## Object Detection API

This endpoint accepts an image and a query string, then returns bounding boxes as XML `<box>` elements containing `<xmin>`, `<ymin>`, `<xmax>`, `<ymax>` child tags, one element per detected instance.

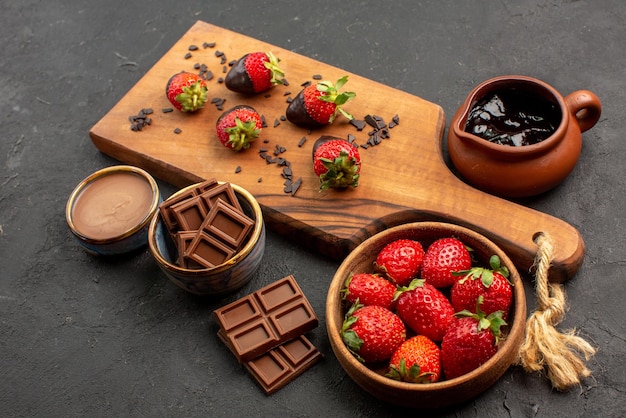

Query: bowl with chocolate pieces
<box><xmin>148</xmin><ymin>179</ymin><xmax>265</xmax><ymax>296</ymax></box>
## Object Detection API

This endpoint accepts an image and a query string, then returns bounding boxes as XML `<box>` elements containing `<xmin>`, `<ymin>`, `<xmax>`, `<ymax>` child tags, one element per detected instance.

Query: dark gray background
<box><xmin>2</xmin><ymin>1</ymin><xmax>624</xmax><ymax>416</ymax></box>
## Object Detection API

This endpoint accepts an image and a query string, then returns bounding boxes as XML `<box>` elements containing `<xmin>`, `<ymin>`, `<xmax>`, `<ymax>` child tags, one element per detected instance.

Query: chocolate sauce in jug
<box><xmin>464</xmin><ymin>89</ymin><xmax>561</xmax><ymax>146</ymax></box>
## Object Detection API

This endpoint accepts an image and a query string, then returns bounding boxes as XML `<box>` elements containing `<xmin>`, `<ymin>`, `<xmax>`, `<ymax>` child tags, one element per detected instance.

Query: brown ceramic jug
<box><xmin>448</xmin><ymin>75</ymin><xmax>601</xmax><ymax>198</ymax></box>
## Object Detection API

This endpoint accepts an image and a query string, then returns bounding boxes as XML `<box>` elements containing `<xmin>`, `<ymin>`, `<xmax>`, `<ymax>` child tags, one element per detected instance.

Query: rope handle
<box><xmin>517</xmin><ymin>232</ymin><xmax>596</xmax><ymax>390</ymax></box>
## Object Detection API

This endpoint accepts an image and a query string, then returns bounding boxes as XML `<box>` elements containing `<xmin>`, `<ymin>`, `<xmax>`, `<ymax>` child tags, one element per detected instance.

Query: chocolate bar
<box><xmin>213</xmin><ymin>275</ymin><xmax>319</xmax><ymax>363</ymax></box>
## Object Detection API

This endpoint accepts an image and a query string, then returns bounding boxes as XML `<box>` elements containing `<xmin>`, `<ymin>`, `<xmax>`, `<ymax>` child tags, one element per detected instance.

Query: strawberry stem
<box><xmin>175</xmin><ymin>80</ymin><xmax>208</xmax><ymax>112</ymax></box>
<box><xmin>316</xmin><ymin>75</ymin><xmax>356</xmax><ymax>122</ymax></box>
<box><xmin>225</xmin><ymin>117</ymin><xmax>260</xmax><ymax>151</ymax></box>
<box><xmin>264</xmin><ymin>51</ymin><xmax>285</xmax><ymax>85</ymax></box>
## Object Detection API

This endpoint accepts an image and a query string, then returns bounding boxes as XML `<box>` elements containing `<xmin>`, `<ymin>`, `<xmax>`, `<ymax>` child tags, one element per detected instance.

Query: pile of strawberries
<box><xmin>341</xmin><ymin>237</ymin><xmax>514</xmax><ymax>383</ymax></box>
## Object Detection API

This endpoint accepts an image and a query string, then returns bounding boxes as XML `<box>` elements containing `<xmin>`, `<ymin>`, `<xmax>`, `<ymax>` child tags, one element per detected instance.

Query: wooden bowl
<box><xmin>148</xmin><ymin>182</ymin><xmax>265</xmax><ymax>297</ymax></box>
<box><xmin>326</xmin><ymin>222</ymin><xmax>526</xmax><ymax>409</ymax></box>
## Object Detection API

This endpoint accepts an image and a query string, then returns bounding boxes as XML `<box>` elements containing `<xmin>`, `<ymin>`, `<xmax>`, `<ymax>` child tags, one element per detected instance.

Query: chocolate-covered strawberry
<box><xmin>225</xmin><ymin>51</ymin><xmax>285</xmax><ymax>94</ymax></box>
<box><xmin>215</xmin><ymin>105</ymin><xmax>262</xmax><ymax>151</ymax></box>
<box><xmin>165</xmin><ymin>71</ymin><xmax>208</xmax><ymax>112</ymax></box>
<box><xmin>286</xmin><ymin>76</ymin><xmax>356</xmax><ymax>129</ymax></box>
<box><xmin>312</xmin><ymin>136</ymin><xmax>361</xmax><ymax>190</ymax></box>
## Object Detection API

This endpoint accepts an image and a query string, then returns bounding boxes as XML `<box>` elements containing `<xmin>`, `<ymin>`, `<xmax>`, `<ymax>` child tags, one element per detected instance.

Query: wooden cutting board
<box><xmin>90</xmin><ymin>20</ymin><xmax>583</xmax><ymax>282</ymax></box>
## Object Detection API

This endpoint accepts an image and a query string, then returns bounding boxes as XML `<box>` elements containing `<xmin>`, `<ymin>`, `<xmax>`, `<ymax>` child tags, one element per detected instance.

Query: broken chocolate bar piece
<box><xmin>244</xmin><ymin>335</ymin><xmax>322</xmax><ymax>394</ymax></box>
<box><xmin>194</xmin><ymin>178</ymin><xmax>219</xmax><ymax>194</ymax></box>
<box><xmin>185</xmin><ymin>231</ymin><xmax>236</xmax><ymax>268</ymax></box>
<box><xmin>171</xmin><ymin>195</ymin><xmax>208</xmax><ymax>232</ymax></box>
<box><xmin>175</xmin><ymin>231</ymin><xmax>198</xmax><ymax>268</ymax></box>
<box><xmin>213</xmin><ymin>275</ymin><xmax>318</xmax><ymax>363</ymax></box>
<box><xmin>200</xmin><ymin>200</ymin><xmax>254</xmax><ymax>251</ymax></box>
<box><xmin>198</xmin><ymin>182</ymin><xmax>242</xmax><ymax>212</ymax></box>
<box><xmin>159</xmin><ymin>187</ymin><xmax>198</xmax><ymax>232</ymax></box>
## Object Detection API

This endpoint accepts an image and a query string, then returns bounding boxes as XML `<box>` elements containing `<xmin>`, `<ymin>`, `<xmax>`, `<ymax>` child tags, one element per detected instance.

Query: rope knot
<box><xmin>517</xmin><ymin>232</ymin><xmax>596</xmax><ymax>391</ymax></box>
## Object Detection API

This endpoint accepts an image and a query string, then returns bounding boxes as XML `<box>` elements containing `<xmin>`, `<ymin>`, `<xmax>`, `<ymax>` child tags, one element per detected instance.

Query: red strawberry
<box><xmin>215</xmin><ymin>105</ymin><xmax>262</xmax><ymax>151</ymax></box>
<box><xmin>421</xmin><ymin>237</ymin><xmax>472</xmax><ymax>288</ymax></box>
<box><xmin>165</xmin><ymin>71</ymin><xmax>208</xmax><ymax>112</ymax></box>
<box><xmin>342</xmin><ymin>273</ymin><xmax>397</xmax><ymax>310</ymax></box>
<box><xmin>286</xmin><ymin>76</ymin><xmax>356</xmax><ymax>129</ymax></box>
<box><xmin>341</xmin><ymin>302</ymin><xmax>406</xmax><ymax>363</ymax></box>
<box><xmin>441</xmin><ymin>297</ymin><xmax>507</xmax><ymax>380</ymax></box>
<box><xmin>312</xmin><ymin>136</ymin><xmax>361</xmax><ymax>190</ymax></box>
<box><xmin>386</xmin><ymin>335</ymin><xmax>441</xmax><ymax>383</ymax></box>
<box><xmin>374</xmin><ymin>239</ymin><xmax>425</xmax><ymax>286</ymax></box>
<box><xmin>225</xmin><ymin>51</ymin><xmax>285</xmax><ymax>94</ymax></box>
<box><xmin>450</xmin><ymin>255</ymin><xmax>513</xmax><ymax>320</ymax></box>
<box><xmin>394</xmin><ymin>279</ymin><xmax>455</xmax><ymax>342</ymax></box>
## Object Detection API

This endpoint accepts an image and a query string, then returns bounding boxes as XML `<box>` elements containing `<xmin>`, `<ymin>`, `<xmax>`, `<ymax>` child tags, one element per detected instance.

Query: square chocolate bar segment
<box><xmin>200</xmin><ymin>200</ymin><xmax>254</xmax><ymax>250</ymax></box>
<box><xmin>185</xmin><ymin>231</ymin><xmax>236</xmax><ymax>268</ymax></box>
<box><xmin>199</xmin><ymin>182</ymin><xmax>242</xmax><ymax>212</ymax></box>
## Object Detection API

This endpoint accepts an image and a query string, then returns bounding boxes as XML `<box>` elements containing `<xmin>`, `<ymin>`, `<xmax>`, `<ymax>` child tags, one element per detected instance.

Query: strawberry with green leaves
<box><xmin>374</xmin><ymin>239</ymin><xmax>425</xmax><ymax>286</ymax></box>
<box><xmin>341</xmin><ymin>302</ymin><xmax>406</xmax><ymax>363</ymax></box>
<box><xmin>394</xmin><ymin>279</ymin><xmax>455</xmax><ymax>342</ymax></box>
<box><xmin>421</xmin><ymin>237</ymin><xmax>473</xmax><ymax>288</ymax></box>
<box><xmin>451</xmin><ymin>255</ymin><xmax>513</xmax><ymax>320</ymax></box>
<box><xmin>286</xmin><ymin>75</ymin><xmax>356</xmax><ymax>129</ymax></box>
<box><xmin>386</xmin><ymin>335</ymin><xmax>441</xmax><ymax>383</ymax></box>
<box><xmin>441</xmin><ymin>297</ymin><xmax>507</xmax><ymax>380</ymax></box>
<box><xmin>225</xmin><ymin>51</ymin><xmax>285</xmax><ymax>94</ymax></box>
<box><xmin>342</xmin><ymin>273</ymin><xmax>397</xmax><ymax>310</ymax></box>
<box><xmin>312</xmin><ymin>136</ymin><xmax>361</xmax><ymax>190</ymax></box>
<box><xmin>165</xmin><ymin>71</ymin><xmax>208</xmax><ymax>112</ymax></box>
<box><xmin>215</xmin><ymin>105</ymin><xmax>262</xmax><ymax>151</ymax></box>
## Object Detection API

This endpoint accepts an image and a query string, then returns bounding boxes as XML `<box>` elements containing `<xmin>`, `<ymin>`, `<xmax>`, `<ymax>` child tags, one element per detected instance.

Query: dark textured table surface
<box><xmin>2</xmin><ymin>1</ymin><xmax>625</xmax><ymax>416</ymax></box>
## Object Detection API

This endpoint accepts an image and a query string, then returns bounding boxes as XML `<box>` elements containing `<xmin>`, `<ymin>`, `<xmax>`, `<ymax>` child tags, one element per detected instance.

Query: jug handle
<box><xmin>564</xmin><ymin>90</ymin><xmax>602</xmax><ymax>133</ymax></box>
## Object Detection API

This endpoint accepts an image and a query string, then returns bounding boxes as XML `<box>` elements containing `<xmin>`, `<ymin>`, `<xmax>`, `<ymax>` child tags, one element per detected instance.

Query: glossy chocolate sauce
<box><xmin>72</xmin><ymin>172</ymin><xmax>154</xmax><ymax>240</ymax></box>
<box><xmin>465</xmin><ymin>88</ymin><xmax>561</xmax><ymax>146</ymax></box>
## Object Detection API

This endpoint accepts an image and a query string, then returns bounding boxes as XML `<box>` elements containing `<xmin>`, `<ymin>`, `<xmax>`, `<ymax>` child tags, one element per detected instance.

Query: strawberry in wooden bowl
<box><xmin>326</xmin><ymin>222</ymin><xmax>526</xmax><ymax>409</ymax></box>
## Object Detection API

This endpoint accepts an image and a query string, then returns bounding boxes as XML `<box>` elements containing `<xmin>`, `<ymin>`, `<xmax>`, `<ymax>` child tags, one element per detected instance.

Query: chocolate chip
<box><xmin>235</xmin><ymin>166</ymin><xmax>242</xmax><ymax>173</ymax></box>
<box><xmin>162</xmin><ymin>107</ymin><xmax>174</xmax><ymax>113</ymax></box>
<box><xmin>312</xmin><ymin>74</ymin><xmax>322</xmax><ymax>80</ymax></box>
<box><xmin>273</xmin><ymin>119</ymin><xmax>280</xmax><ymax>128</ymax></box>
<box><xmin>184</xmin><ymin>52</ymin><xmax>192</xmax><ymax>59</ymax></box>
<box><xmin>298</xmin><ymin>136</ymin><xmax>307</xmax><ymax>147</ymax></box>
<box><xmin>203</xmin><ymin>42</ymin><xmax>216</xmax><ymax>48</ymax></box>
<box><xmin>174</xmin><ymin>128</ymin><xmax>182</xmax><ymax>134</ymax></box>
<box><xmin>188</xmin><ymin>45</ymin><xmax>199</xmax><ymax>51</ymax></box>
<box><xmin>290</xmin><ymin>178</ymin><xmax>302</xmax><ymax>196</ymax></box>
<box><xmin>350</xmin><ymin>119</ymin><xmax>367</xmax><ymax>131</ymax></box>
